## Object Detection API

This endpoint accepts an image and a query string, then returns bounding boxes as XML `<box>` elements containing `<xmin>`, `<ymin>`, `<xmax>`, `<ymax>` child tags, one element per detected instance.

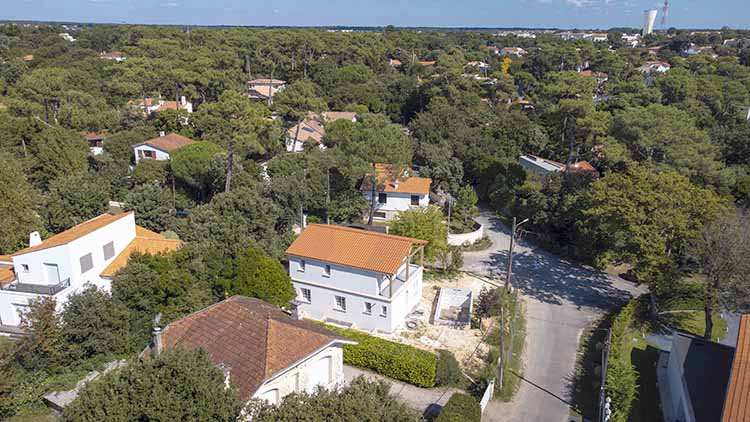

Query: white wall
<box><xmin>362</xmin><ymin>191</ymin><xmax>429</xmax><ymax>221</ymax></box>
<box><xmin>289</xmin><ymin>257</ymin><xmax>383</xmax><ymax>297</ymax></box>
<box><xmin>252</xmin><ymin>344</ymin><xmax>345</xmax><ymax>405</ymax></box>
<box><xmin>290</xmin><ymin>262</ymin><xmax>423</xmax><ymax>333</ymax></box>
<box><xmin>1</xmin><ymin>213</ymin><xmax>136</xmax><ymax>327</ymax></box>
<box><xmin>134</xmin><ymin>145</ymin><xmax>171</xmax><ymax>164</ymax></box>
<box><xmin>448</xmin><ymin>223</ymin><xmax>484</xmax><ymax>246</ymax></box>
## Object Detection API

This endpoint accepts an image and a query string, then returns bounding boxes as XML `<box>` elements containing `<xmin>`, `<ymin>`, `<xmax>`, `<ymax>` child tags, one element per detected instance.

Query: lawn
<box><xmin>661</xmin><ymin>310</ymin><xmax>728</xmax><ymax>342</ymax></box>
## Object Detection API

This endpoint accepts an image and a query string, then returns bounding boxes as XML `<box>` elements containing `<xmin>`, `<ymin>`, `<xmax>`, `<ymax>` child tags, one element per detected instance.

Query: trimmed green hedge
<box><xmin>435</xmin><ymin>393</ymin><xmax>481</xmax><ymax>422</ymax></box>
<box><xmin>605</xmin><ymin>296</ymin><xmax>642</xmax><ymax>422</ymax></box>
<box><xmin>324</xmin><ymin>325</ymin><xmax>437</xmax><ymax>388</ymax></box>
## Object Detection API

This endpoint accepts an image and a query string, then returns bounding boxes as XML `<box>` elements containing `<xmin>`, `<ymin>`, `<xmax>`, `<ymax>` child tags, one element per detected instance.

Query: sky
<box><xmin>2</xmin><ymin>0</ymin><xmax>748</xmax><ymax>29</ymax></box>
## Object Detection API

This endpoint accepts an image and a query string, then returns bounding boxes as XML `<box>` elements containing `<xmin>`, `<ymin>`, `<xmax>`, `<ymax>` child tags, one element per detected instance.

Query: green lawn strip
<box><xmin>569</xmin><ymin>315</ymin><xmax>613</xmax><ymax>418</ymax></box>
<box><xmin>661</xmin><ymin>311</ymin><xmax>728</xmax><ymax>342</ymax></box>
<box><xmin>494</xmin><ymin>290</ymin><xmax>526</xmax><ymax>402</ymax></box>
<box><xmin>626</xmin><ymin>327</ymin><xmax>662</xmax><ymax>422</ymax></box>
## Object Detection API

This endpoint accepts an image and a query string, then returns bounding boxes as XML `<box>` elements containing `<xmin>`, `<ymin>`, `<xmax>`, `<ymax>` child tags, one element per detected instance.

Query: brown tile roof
<box><xmin>144</xmin><ymin>296</ymin><xmax>351</xmax><ymax>400</ymax></box>
<box><xmin>81</xmin><ymin>131</ymin><xmax>108</xmax><ymax>141</ymax></box>
<box><xmin>100</xmin><ymin>226</ymin><xmax>182</xmax><ymax>278</ymax></box>
<box><xmin>12</xmin><ymin>213</ymin><xmax>133</xmax><ymax>256</ymax></box>
<box><xmin>136</xmin><ymin>133</ymin><xmax>195</xmax><ymax>152</ymax></box>
<box><xmin>723</xmin><ymin>315</ymin><xmax>750</xmax><ymax>422</ymax></box>
<box><xmin>248</xmin><ymin>85</ymin><xmax>281</xmax><ymax>99</ymax></box>
<box><xmin>129</xmin><ymin>98</ymin><xmax>157</xmax><ymax>107</ymax></box>
<box><xmin>323</xmin><ymin>111</ymin><xmax>358</xmax><ymax>122</ymax></box>
<box><xmin>564</xmin><ymin>161</ymin><xmax>600</xmax><ymax>178</ymax></box>
<box><xmin>156</xmin><ymin>101</ymin><xmax>189</xmax><ymax>112</ymax></box>
<box><xmin>99</xmin><ymin>51</ymin><xmax>124</xmax><ymax>59</ymax></box>
<box><xmin>287</xmin><ymin>115</ymin><xmax>326</xmax><ymax>145</ymax></box>
<box><xmin>285</xmin><ymin>224</ymin><xmax>427</xmax><ymax>275</ymax></box>
<box><xmin>419</xmin><ymin>60</ymin><xmax>436</xmax><ymax>67</ymax></box>
<box><xmin>389</xmin><ymin>58</ymin><xmax>402</xmax><ymax>66</ymax></box>
<box><xmin>247</xmin><ymin>78</ymin><xmax>286</xmax><ymax>86</ymax></box>
<box><xmin>0</xmin><ymin>255</ymin><xmax>12</xmax><ymax>263</ymax></box>
<box><xmin>360</xmin><ymin>163</ymin><xmax>432</xmax><ymax>195</ymax></box>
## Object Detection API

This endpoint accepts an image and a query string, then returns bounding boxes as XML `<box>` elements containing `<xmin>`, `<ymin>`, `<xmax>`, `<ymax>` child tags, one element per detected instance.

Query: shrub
<box><xmin>604</xmin><ymin>296</ymin><xmax>642</xmax><ymax>422</ymax></box>
<box><xmin>323</xmin><ymin>325</ymin><xmax>437</xmax><ymax>387</ymax></box>
<box><xmin>435</xmin><ymin>393</ymin><xmax>481</xmax><ymax>422</ymax></box>
<box><xmin>435</xmin><ymin>350</ymin><xmax>463</xmax><ymax>387</ymax></box>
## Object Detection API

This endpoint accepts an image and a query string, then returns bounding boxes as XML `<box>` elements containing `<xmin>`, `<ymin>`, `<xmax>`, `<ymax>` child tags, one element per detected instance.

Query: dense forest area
<box><xmin>1</xmin><ymin>22</ymin><xmax>750</xmax><ymax>419</ymax></box>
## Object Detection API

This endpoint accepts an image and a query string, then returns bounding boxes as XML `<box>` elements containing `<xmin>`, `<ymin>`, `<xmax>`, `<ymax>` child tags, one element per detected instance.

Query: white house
<box><xmin>82</xmin><ymin>132</ymin><xmax>108</xmax><ymax>156</ymax></box>
<box><xmin>129</xmin><ymin>97</ymin><xmax>193</xmax><ymax>116</ymax></box>
<box><xmin>141</xmin><ymin>296</ymin><xmax>355</xmax><ymax>406</ymax></box>
<box><xmin>638</xmin><ymin>61</ymin><xmax>671</xmax><ymax>74</ymax></box>
<box><xmin>133</xmin><ymin>132</ymin><xmax>195</xmax><ymax>164</ymax></box>
<box><xmin>500</xmin><ymin>47</ymin><xmax>528</xmax><ymax>57</ymax></box>
<box><xmin>360</xmin><ymin>164</ymin><xmax>431</xmax><ymax>221</ymax></box>
<box><xmin>285</xmin><ymin>112</ymin><xmax>358</xmax><ymax>153</ymax></box>
<box><xmin>285</xmin><ymin>224</ymin><xmax>428</xmax><ymax>333</ymax></box>
<box><xmin>0</xmin><ymin>212</ymin><xmax>181</xmax><ymax>332</ymax></box>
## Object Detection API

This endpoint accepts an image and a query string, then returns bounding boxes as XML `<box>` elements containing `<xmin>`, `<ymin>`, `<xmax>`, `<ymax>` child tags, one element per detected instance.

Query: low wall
<box><xmin>447</xmin><ymin>221</ymin><xmax>484</xmax><ymax>246</ymax></box>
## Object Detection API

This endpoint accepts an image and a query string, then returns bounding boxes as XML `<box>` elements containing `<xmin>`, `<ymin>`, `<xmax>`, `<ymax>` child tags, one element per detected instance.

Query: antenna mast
<box><xmin>660</xmin><ymin>0</ymin><xmax>669</xmax><ymax>30</ymax></box>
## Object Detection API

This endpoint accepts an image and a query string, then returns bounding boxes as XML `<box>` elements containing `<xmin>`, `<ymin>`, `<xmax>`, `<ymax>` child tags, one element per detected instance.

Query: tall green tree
<box><xmin>29</xmin><ymin>126</ymin><xmax>88</xmax><ymax>188</ymax></box>
<box><xmin>0</xmin><ymin>156</ymin><xmax>42</xmax><ymax>254</ymax></box>
<box><xmin>45</xmin><ymin>172</ymin><xmax>109</xmax><ymax>233</ymax></box>
<box><xmin>391</xmin><ymin>205</ymin><xmax>447</xmax><ymax>262</ymax></box>
<box><xmin>221</xmin><ymin>247</ymin><xmax>295</xmax><ymax>308</ymax></box>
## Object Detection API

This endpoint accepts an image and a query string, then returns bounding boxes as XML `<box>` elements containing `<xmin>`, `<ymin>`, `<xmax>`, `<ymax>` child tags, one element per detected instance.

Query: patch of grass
<box><xmin>662</xmin><ymin>311</ymin><xmax>727</xmax><ymax>342</ymax></box>
<box><xmin>6</xmin><ymin>406</ymin><xmax>58</xmax><ymax>422</ymax></box>
<box><xmin>461</xmin><ymin>237</ymin><xmax>493</xmax><ymax>252</ymax></box>
<box><xmin>570</xmin><ymin>315</ymin><xmax>612</xmax><ymax>418</ymax></box>
<box><xmin>628</xmin><ymin>342</ymin><xmax>661</xmax><ymax>422</ymax></box>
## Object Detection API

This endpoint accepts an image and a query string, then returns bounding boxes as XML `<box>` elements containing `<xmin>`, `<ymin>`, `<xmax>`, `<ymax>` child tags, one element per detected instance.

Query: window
<box><xmin>334</xmin><ymin>296</ymin><xmax>347</xmax><ymax>311</ymax></box>
<box><xmin>103</xmin><ymin>242</ymin><xmax>115</xmax><ymax>260</ymax></box>
<box><xmin>380</xmin><ymin>306</ymin><xmax>388</xmax><ymax>317</ymax></box>
<box><xmin>79</xmin><ymin>253</ymin><xmax>93</xmax><ymax>274</ymax></box>
<box><xmin>378</xmin><ymin>193</ymin><xmax>387</xmax><ymax>204</ymax></box>
<box><xmin>411</xmin><ymin>195</ymin><xmax>420</xmax><ymax>206</ymax></box>
<box><xmin>299</xmin><ymin>259</ymin><xmax>306</xmax><ymax>272</ymax></box>
<box><xmin>364</xmin><ymin>302</ymin><xmax>374</xmax><ymax>315</ymax></box>
<box><xmin>374</xmin><ymin>211</ymin><xmax>387</xmax><ymax>219</ymax></box>
<box><xmin>21</xmin><ymin>264</ymin><xmax>29</xmax><ymax>273</ymax></box>
<box><xmin>323</xmin><ymin>265</ymin><xmax>331</xmax><ymax>277</ymax></box>
<box><xmin>300</xmin><ymin>288</ymin><xmax>311</xmax><ymax>303</ymax></box>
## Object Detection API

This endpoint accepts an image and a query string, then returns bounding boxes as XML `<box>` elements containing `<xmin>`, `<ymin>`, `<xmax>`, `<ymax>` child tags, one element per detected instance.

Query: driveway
<box><xmin>464</xmin><ymin>210</ymin><xmax>645</xmax><ymax>422</ymax></box>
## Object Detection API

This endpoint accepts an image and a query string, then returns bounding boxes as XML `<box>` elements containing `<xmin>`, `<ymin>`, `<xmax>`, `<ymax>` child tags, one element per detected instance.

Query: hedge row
<box><xmin>324</xmin><ymin>325</ymin><xmax>437</xmax><ymax>388</ymax></box>
<box><xmin>435</xmin><ymin>393</ymin><xmax>481</xmax><ymax>422</ymax></box>
<box><xmin>604</xmin><ymin>296</ymin><xmax>642</xmax><ymax>422</ymax></box>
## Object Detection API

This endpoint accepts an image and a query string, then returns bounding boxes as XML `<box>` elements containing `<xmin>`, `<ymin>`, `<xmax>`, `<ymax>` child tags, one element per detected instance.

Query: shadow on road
<box><xmin>511</xmin><ymin>370</ymin><xmax>573</xmax><ymax>407</ymax></box>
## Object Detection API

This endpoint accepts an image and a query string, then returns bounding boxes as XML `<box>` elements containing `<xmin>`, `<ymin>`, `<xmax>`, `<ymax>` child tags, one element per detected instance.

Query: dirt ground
<box><xmin>374</xmin><ymin>272</ymin><xmax>502</xmax><ymax>373</ymax></box>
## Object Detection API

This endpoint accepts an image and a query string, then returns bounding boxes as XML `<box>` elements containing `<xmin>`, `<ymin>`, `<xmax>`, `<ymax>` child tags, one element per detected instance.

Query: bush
<box><xmin>435</xmin><ymin>350</ymin><xmax>463</xmax><ymax>387</ymax></box>
<box><xmin>435</xmin><ymin>393</ymin><xmax>481</xmax><ymax>422</ymax></box>
<box><xmin>323</xmin><ymin>325</ymin><xmax>437</xmax><ymax>387</ymax></box>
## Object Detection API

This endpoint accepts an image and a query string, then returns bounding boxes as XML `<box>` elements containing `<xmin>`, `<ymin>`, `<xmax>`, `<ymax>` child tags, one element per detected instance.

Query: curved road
<box><xmin>464</xmin><ymin>211</ymin><xmax>645</xmax><ymax>422</ymax></box>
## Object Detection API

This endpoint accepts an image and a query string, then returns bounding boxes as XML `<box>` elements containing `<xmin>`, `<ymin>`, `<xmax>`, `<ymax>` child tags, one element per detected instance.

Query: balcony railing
<box><xmin>1</xmin><ymin>278</ymin><xmax>71</xmax><ymax>295</ymax></box>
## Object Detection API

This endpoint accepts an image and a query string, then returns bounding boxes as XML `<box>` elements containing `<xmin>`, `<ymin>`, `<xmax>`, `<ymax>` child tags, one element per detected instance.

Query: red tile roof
<box><xmin>723</xmin><ymin>315</ymin><xmax>750</xmax><ymax>422</ymax></box>
<box><xmin>143</xmin><ymin>296</ymin><xmax>351</xmax><ymax>400</ymax></box>
<box><xmin>285</xmin><ymin>224</ymin><xmax>427</xmax><ymax>275</ymax></box>
<box><xmin>136</xmin><ymin>133</ymin><xmax>195</xmax><ymax>152</ymax></box>
<box><xmin>12</xmin><ymin>213</ymin><xmax>133</xmax><ymax>256</ymax></box>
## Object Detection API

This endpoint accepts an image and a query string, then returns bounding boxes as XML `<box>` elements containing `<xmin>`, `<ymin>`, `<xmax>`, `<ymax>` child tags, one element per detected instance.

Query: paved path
<box><xmin>343</xmin><ymin>365</ymin><xmax>459</xmax><ymax>417</ymax></box>
<box><xmin>463</xmin><ymin>210</ymin><xmax>645</xmax><ymax>422</ymax></box>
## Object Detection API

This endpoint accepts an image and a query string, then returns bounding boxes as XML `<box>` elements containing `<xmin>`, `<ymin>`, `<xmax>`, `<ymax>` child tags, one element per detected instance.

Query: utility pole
<box><xmin>446</xmin><ymin>196</ymin><xmax>453</xmax><ymax>235</ymax></box>
<box><xmin>326</xmin><ymin>168</ymin><xmax>331</xmax><ymax>225</ymax></box>
<box><xmin>506</xmin><ymin>217</ymin><xmax>529</xmax><ymax>291</ymax></box>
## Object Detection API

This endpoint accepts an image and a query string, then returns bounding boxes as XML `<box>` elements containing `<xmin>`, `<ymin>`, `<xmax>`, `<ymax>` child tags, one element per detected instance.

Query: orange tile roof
<box><xmin>287</xmin><ymin>116</ymin><xmax>326</xmax><ymax>144</ymax></box>
<box><xmin>248</xmin><ymin>85</ymin><xmax>281</xmax><ymax>99</ymax></box>
<box><xmin>723</xmin><ymin>315</ymin><xmax>750</xmax><ymax>422</ymax></box>
<box><xmin>143</xmin><ymin>296</ymin><xmax>350</xmax><ymax>400</ymax></box>
<box><xmin>419</xmin><ymin>60</ymin><xmax>436</xmax><ymax>67</ymax></box>
<box><xmin>100</xmin><ymin>226</ymin><xmax>182</xmax><ymax>278</ymax></box>
<box><xmin>0</xmin><ymin>264</ymin><xmax>15</xmax><ymax>288</ymax></box>
<box><xmin>360</xmin><ymin>163</ymin><xmax>432</xmax><ymax>195</ymax></box>
<box><xmin>136</xmin><ymin>133</ymin><xmax>195</xmax><ymax>152</ymax></box>
<box><xmin>156</xmin><ymin>101</ymin><xmax>189</xmax><ymax>112</ymax></box>
<box><xmin>247</xmin><ymin>78</ymin><xmax>286</xmax><ymax>85</ymax></box>
<box><xmin>12</xmin><ymin>213</ymin><xmax>133</xmax><ymax>256</ymax></box>
<box><xmin>285</xmin><ymin>224</ymin><xmax>427</xmax><ymax>275</ymax></box>
<box><xmin>564</xmin><ymin>161</ymin><xmax>600</xmax><ymax>178</ymax></box>
<box><xmin>323</xmin><ymin>111</ymin><xmax>358</xmax><ymax>122</ymax></box>
<box><xmin>0</xmin><ymin>255</ymin><xmax>12</xmax><ymax>263</ymax></box>
<box><xmin>81</xmin><ymin>131</ymin><xmax>108</xmax><ymax>141</ymax></box>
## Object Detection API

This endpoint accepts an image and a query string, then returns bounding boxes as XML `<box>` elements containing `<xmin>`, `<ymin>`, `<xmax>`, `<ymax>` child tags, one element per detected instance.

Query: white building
<box><xmin>141</xmin><ymin>296</ymin><xmax>355</xmax><ymax>406</ymax></box>
<box><xmin>643</xmin><ymin>9</ymin><xmax>658</xmax><ymax>36</ymax></box>
<box><xmin>0</xmin><ymin>212</ymin><xmax>181</xmax><ymax>332</ymax></box>
<box><xmin>360</xmin><ymin>164</ymin><xmax>431</xmax><ymax>221</ymax></box>
<box><xmin>285</xmin><ymin>112</ymin><xmax>358</xmax><ymax>153</ymax></box>
<box><xmin>133</xmin><ymin>132</ymin><xmax>195</xmax><ymax>164</ymax></box>
<box><xmin>500</xmin><ymin>47</ymin><xmax>528</xmax><ymax>57</ymax></box>
<box><xmin>638</xmin><ymin>61</ymin><xmax>672</xmax><ymax>74</ymax></box>
<box><xmin>82</xmin><ymin>132</ymin><xmax>108</xmax><ymax>156</ymax></box>
<box><xmin>519</xmin><ymin>154</ymin><xmax>599</xmax><ymax>179</ymax></box>
<box><xmin>129</xmin><ymin>97</ymin><xmax>193</xmax><ymax>116</ymax></box>
<box><xmin>285</xmin><ymin>224</ymin><xmax>427</xmax><ymax>333</ymax></box>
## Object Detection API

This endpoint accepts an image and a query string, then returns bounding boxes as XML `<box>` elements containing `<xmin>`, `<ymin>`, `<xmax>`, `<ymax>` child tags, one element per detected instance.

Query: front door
<box><xmin>44</xmin><ymin>263</ymin><xmax>60</xmax><ymax>284</ymax></box>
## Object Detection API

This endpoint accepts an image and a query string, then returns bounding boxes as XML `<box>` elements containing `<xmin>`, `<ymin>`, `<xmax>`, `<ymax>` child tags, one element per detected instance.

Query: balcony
<box><xmin>1</xmin><ymin>278</ymin><xmax>71</xmax><ymax>295</ymax></box>
<box><xmin>379</xmin><ymin>265</ymin><xmax>422</xmax><ymax>299</ymax></box>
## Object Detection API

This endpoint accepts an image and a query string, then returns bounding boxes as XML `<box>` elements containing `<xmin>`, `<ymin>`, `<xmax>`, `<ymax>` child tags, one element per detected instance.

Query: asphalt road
<box><xmin>463</xmin><ymin>210</ymin><xmax>645</xmax><ymax>422</ymax></box>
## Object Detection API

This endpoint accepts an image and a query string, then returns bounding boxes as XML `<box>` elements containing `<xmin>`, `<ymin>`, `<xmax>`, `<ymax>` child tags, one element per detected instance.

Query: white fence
<box><xmin>447</xmin><ymin>222</ymin><xmax>484</xmax><ymax>246</ymax></box>
<box><xmin>479</xmin><ymin>378</ymin><xmax>495</xmax><ymax>413</ymax></box>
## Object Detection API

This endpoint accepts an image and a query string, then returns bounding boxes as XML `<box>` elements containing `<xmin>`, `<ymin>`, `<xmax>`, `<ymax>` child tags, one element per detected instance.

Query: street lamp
<box><xmin>505</xmin><ymin>217</ymin><xmax>529</xmax><ymax>290</ymax></box>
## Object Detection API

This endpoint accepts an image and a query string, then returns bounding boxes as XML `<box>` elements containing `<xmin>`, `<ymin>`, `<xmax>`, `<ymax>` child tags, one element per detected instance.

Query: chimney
<box><xmin>159</xmin><ymin>131</ymin><xmax>166</xmax><ymax>137</ymax></box>
<box><xmin>394</xmin><ymin>179</ymin><xmax>399</xmax><ymax>189</ymax></box>
<box><xmin>152</xmin><ymin>326</ymin><xmax>163</xmax><ymax>356</ymax></box>
<box><xmin>29</xmin><ymin>231</ymin><xmax>42</xmax><ymax>247</ymax></box>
